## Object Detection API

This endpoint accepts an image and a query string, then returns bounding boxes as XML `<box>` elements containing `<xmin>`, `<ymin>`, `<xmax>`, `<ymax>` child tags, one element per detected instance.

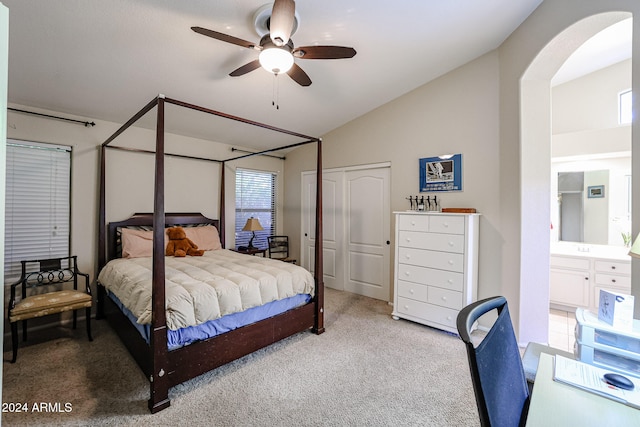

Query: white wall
<box><xmin>284</xmin><ymin>51</ymin><xmax>501</xmax><ymax>303</ymax></box>
<box><xmin>551</xmin><ymin>60</ymin><xmax>632</xmax><ymax>246</ymax></box>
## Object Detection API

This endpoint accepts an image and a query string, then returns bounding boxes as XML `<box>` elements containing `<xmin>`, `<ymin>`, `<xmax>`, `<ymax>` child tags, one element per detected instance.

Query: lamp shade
<box><xmin>258</xmin><ymin>48</ymin><xmax>294</xmax><ymax>74</ymax></box>
<box><xmin>242</xmin><ymin>217</ymin><xmax>264</xmax><ymax>232</ymax></box>
<box><xmin>629</xmin><ymin>233</ymin><xmax>640</xmax><ymax>258</ymax></box>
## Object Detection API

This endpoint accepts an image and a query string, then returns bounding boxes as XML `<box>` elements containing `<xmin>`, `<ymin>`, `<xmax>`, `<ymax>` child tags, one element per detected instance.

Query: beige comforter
<box><xmin>98</xmin><ymin>249</ymin><xmax>315</xmax><ymax>330</ymax></box>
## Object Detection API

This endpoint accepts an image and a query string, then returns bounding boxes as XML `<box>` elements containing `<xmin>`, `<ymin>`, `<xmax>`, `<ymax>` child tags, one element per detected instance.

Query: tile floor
<box><xmin>548</xmin><ymin>308</ymin><xmax>576</xmax><ymax>353</ymax></box>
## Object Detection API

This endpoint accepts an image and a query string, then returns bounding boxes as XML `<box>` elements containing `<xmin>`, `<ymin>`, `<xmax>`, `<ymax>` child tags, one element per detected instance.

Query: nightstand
<box><xmin>232</xmin><ymin>247</ymin><xmax>267</xmax><ymax>256</ymax></box>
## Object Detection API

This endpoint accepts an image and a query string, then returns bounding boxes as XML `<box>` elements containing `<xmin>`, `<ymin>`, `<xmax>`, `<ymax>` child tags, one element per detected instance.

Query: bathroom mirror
<box><xmin>554</xmin><ymin>167</ymin><xmax>631</xmax><ymax>246</ymax></box>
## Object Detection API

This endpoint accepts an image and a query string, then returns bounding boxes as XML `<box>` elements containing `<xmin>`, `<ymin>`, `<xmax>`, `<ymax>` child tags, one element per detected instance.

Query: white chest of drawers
<box><xmin>392</xmin><ymin>212</ymin><xmax>480</xmax><ymax>334</ymax></box>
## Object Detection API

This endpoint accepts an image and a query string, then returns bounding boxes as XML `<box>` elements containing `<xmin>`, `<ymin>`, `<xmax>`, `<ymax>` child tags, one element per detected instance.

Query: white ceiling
<box><xmin>9</xmin><ymin>0</ymin><xmax>625</xmax><ymax>151</ymax></box>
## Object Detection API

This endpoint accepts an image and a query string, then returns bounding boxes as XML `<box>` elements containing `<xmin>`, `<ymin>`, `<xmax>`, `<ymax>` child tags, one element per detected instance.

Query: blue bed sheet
<box><xmin>107</xmin><ymin>291</ymin><xmax>312</xmax><ymax>350</ymax></box>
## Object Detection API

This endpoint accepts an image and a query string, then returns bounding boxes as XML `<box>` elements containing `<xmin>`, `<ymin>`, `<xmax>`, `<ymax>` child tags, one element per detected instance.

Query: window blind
<box><xmin>235</xmin><ymin>168</ymin><xmax>276</xmax><ymax>249</ymax></box>
<box><xmin>4</xmin><ymin>140</ymin><xmax>71</xmax><ymax>282</ymax></box>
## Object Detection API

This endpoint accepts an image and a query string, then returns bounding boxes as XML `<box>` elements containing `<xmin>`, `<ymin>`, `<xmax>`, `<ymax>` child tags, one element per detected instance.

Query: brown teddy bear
<box><xmin>166</xmin><ymin>226</ymin><xmax>204</xmax><ymax>257</ymax></box>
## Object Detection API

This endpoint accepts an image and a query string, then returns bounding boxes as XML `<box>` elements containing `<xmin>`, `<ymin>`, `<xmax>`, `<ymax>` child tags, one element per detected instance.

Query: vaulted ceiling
<box><xmin>2</xmin><ymin>1</ymin><xmax>581</xmax><ymax>149</ymax></box>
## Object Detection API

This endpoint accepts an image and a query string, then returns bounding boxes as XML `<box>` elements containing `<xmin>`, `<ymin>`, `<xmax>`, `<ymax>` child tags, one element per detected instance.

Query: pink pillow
<box><xmin>184</xmin><ymin>226</ymin><xmax>222</xmax><ymax>251</ymax></box>
<box><xmin>121</xmin><ymin>228</ymin><xmax>167</xmax><ymax>258</ymax></box>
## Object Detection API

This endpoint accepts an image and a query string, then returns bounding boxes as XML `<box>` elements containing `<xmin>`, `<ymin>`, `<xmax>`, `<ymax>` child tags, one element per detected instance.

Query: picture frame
<box><xmin>419</xmin><ymin>153</ymin><xmax>463</xmax><ymax>192</ymax></box>
<box><xmin>587</xmin><ymin>185</ymin><xmax>605</xmax><ymax>198</ymax></box>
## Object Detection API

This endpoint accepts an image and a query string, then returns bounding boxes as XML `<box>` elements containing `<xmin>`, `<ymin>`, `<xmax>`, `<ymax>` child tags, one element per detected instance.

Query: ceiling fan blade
<box><xmin>270</xmin><ymin>0</ymin><xmax>296</xmax><ymax>46</ymax></box>
<box><xmin>293</xmin><ymin>46</ymin><xmax>357</xmax><ymax>60</ymax></box>
<box><xmin>230</xmin><ymin>60</ymin><xmax>261</xmax><ymax>77</ymax></box>
<box><xmin>192</xmin><ymin>26</ymin><xmax>256</xmax><ymax>50</ymax></box>
<box><xmin>287</xmin><ymin>63</ymin><xmax>312</xmax><ymax>86</ymax></box>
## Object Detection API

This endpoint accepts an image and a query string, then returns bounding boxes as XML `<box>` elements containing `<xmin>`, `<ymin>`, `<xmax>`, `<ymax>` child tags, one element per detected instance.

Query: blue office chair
<box><xmin>457</xmin><ymin>296</ymin><xmax>530</xmax><ymax>427</ymax></box>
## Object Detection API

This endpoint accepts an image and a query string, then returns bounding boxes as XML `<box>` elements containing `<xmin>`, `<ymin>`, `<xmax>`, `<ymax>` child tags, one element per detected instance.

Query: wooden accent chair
<box><xmin>8</xmin><ymin>255</ymin><xmax>92</xmax><ymax>363</ymax></box>
<box><xmin>267</xmin><ymin>235</ymin><xmax>296</xmax><ymax>264</ymax></box>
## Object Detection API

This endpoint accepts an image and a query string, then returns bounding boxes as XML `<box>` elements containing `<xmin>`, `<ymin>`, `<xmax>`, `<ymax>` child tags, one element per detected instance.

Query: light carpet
<box><xmin>2</xmin><ymin>288</ymin><xmax>479</xmax><ymax>426</ymax></box>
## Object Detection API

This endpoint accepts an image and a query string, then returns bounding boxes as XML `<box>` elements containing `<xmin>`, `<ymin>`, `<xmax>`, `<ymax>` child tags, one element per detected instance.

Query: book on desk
<box><xmin>554</xmin><ymin>355</ymin><xmax>640</xmax><ymax>409</ymax></box>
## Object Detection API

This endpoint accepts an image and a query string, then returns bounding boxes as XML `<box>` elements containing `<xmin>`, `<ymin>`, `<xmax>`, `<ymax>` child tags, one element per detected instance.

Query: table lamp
<box><xmin>242</xmin><ymin>217</ymin><xmax>264</xmax><ymax>249</ymax></box>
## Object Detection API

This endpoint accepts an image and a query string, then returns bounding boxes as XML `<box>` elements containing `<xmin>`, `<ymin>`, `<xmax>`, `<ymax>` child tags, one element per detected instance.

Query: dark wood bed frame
<box><xmin>96</xmin><ymin>95</ymin><xmax>324</xmax><ymax>413</ymax></box>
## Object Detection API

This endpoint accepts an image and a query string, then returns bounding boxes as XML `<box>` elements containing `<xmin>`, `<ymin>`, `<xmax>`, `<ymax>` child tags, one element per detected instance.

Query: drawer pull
<box><xmin>441</xmin><ymin>296</ymin><xmax>447</xmax><ymax>301</ymax></box>
<box><xmin>405</xmin><ymin>254</ymin><xmax>411</xmax><ymax>260</ymax></box>
<box><xmin>409</xmin><ymin>289</ymin><xmax>415</xmax><ymax>294</ymax></box>
<box><xmin>611</xmin><ymin>266</ymin><xmax>616</xmax><ymax>270</ymax></box>
<box><xmin>443</xmin><ymin>223</ymin><xmax>449</xmax><ymax>228</ymax></box>
<box><xmin>406</xmin><ymin>237</ymin><xmax>411</xmax><ymax>242</ymax></box>
<box><xmin>448</xmin><ymin>241</ymin><xmax>454</xmax><ymax>246</ymax></box>
<box><xmin>404</xmin><ymin>305</ymin><xmax>409</xmax><ymax>310</ymax></box>
<box><xmin>448</xmin><ymin>260</ymin><xmax>454</xmax><ymax>265</ymax></box>
<box><xmin>447</xmin><ymin>279</ymin><xmax>453</xmax><ymax>284</ymax></box>
<box><xmin>446</xmin><ymin>316</ymin><xmax>452</xmax><ymax>320</ymax></box>
<box><xmin>404</xmin><ymin>271</ymin><xmax>410</xmax><ymax>276</ymax></box>
<box><xmin>411</xmin><ymin>221</ymin><xmax>416</xmax><ymax>226</ymax></box>
<box><xmin>611</xmin><ymin>279</ymin><xmax>617</xmax><ymax>283</ymax></box>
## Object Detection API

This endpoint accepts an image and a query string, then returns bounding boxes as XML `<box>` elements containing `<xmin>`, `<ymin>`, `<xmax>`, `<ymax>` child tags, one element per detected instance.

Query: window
<box><xmin>4</xmin><ymin>140</ymin><xmax>71</xmax><ymax>282</ymax></box>
<box><xmin>235</xmin><ymin>168</ymin><xmax>276</xmax><ymax>249</ymax></box>
<box><xmin>619</xmin><ymin>89</ymin><xmax>632</xmax><ymax>125</ymax></box>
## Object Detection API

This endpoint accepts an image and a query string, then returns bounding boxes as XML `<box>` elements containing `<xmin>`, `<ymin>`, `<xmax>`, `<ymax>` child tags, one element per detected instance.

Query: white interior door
<box><xmin>302</xmin><ymin>164</ymin><xmax>391</xmax><ymax>300</ymax></box>
<box><xmin>344</xmin><ymin>168</ymin><xmax>391</xmax><ymax>300</ymax></box>
<box><xmin>301</xmin><ymin>171</ymin><xmax>344</xmax><ymax>290</ymax></box>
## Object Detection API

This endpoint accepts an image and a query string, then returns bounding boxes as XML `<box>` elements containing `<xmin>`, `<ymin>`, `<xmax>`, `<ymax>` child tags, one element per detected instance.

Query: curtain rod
<box><xmin>8</xmin><ymin>107</ymin><xmax>96</xmax><ymax>127</ymax></box>
<box><xmin>231</xmin><ymin>147</ymin><xmax>285</xmax><ymax>160</ymax></box>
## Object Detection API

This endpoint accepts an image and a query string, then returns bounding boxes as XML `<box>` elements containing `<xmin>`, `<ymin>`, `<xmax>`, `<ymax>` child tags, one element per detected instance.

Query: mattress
<box><xmin>98</xmin><ymin>249</ymin><xmax>315</xmax><ymax>331</ymax></box>
<box><xmin>107</xmin><ymin>290</ymin><xmax>311</xmax><ymax>350</ymax></box>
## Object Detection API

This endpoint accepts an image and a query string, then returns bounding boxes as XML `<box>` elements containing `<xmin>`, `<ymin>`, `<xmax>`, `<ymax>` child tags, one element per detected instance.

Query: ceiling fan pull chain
<box><xmin>272</xmin><ymin>73</ymin><xmax>280</xmax><ymax>110</ymax></box>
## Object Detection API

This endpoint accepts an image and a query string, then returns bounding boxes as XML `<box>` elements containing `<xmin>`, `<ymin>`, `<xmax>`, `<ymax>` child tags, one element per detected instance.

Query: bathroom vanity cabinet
<box><xmin>550</xmin><ymin>246</ymin><xmax>631</xmax><ymax>312</ymax></box>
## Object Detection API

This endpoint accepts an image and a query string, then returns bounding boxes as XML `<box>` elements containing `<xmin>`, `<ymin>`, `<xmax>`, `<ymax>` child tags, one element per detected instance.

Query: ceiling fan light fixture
<box><xmin>259</xmin><ymin>47</ymin><xmax>294</xmax><ymax>74</ymax></box>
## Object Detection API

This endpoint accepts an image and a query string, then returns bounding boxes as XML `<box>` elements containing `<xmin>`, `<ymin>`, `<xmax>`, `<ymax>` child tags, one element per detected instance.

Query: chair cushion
<box><xmin>9</xmin><ymin>290</ymin><xmax>92</xmax><ymax>322</ymax></box>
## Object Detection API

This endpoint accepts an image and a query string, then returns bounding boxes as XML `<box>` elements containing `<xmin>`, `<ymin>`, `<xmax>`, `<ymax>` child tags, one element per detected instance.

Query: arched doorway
<box><xmin>519</xmin><ymin>12</ymin><xmax>633</xmax><ymax>344</ymax></box>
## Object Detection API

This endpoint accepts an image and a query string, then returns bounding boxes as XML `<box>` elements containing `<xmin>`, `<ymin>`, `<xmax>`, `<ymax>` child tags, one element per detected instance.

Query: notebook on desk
<box><xmin>553</xmin><ymin>355</ymin><xmax>640</xmax><ymax>409</ymax></box>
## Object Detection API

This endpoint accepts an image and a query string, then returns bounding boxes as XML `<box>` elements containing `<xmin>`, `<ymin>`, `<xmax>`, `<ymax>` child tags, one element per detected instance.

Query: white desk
<box><xmin>526</xmin><ymin>353</ymin><xmax>640</xmax><ymax>426</ymax></box>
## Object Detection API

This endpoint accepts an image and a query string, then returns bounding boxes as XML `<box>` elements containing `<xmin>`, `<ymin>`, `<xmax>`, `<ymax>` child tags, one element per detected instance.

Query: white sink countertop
<box><xmin>550</xmin><ymin>242</ymin><xmax>631</xmax><ymax>261</ymax></box>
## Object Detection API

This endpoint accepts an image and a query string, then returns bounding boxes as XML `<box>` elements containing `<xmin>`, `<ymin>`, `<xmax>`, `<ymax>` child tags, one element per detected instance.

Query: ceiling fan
<box><xmin>191</xmin><ymin>0</ymin><xmax>357</xmax><ymax>86</ymax></box>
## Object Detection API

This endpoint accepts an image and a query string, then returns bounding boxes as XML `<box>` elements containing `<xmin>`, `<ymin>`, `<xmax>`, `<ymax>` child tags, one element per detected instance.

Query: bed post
<box><xmin>219</xmin><ymin>161</ymin><xmax>226</xmax><ymax>248</ymax></box>
<box><xmin>313</xmin><ymin>138</ymin><xmax>325</xmax><ymax>334</ymax></box>
<box><xmin>149</xmin><ymin>95</ymin><xmax>170</xmax><ymax>413</ymax></box>
<box><xmin>97</xmin><ymin>144</ymin><xmax>106</xmax><ymax>319</ymax></box>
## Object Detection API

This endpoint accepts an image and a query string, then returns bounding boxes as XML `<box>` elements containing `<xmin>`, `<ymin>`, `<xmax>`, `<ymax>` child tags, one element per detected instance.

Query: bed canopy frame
<box><xmin>97</xmin><ymin>94</ymin><xmax>324</xmax><ymax>413</ymax></box>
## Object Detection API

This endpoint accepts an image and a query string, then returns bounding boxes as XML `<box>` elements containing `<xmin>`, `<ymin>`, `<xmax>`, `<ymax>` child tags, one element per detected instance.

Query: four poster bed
<box><xmin>96</xmin><ymin>95</ymin><xmax>324</xmax><ymax>413</ymax></box>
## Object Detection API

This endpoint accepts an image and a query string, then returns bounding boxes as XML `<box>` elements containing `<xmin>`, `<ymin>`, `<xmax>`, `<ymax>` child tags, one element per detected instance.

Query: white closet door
<box><xmin>301</xmin><ymin>165</ymin><xmax>391</xmax><ymax>300</ymax></box>
<box><xmin>344</xmin><ymin>167</ymin><xmax>391</xmax><ymax>300</ymax></box>
<box><xmin>301</xmin><ymin>171</ymin><xmax>344</xmax><ymax>290</ymax></box>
